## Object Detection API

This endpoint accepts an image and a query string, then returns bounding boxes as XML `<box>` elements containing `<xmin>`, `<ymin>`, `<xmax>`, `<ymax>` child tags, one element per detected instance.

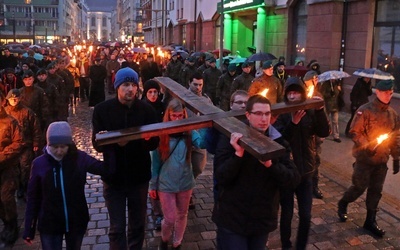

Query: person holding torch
<box><xmin>337</xmin><ymin>80</ymin><xmax>400</xmax><ymax>237</ymax></box>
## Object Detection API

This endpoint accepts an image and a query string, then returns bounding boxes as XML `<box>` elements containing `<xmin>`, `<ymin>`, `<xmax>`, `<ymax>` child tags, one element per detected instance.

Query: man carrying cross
<box><xmin>92</xmin><ymin>67</ymin><xmax>160</xmax><ymax>249</ymax></box>
<box><xmin>212</xmin><ymin>95</ymin><xmax>300</xmax><ymax>250</ymax></box>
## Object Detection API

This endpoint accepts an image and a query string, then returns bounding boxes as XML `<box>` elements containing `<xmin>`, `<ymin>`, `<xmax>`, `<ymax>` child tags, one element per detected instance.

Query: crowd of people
<box><xmin>0</xmin><ymin>43</ymin><xmax>399</xmax><ymax>250</ymax></box>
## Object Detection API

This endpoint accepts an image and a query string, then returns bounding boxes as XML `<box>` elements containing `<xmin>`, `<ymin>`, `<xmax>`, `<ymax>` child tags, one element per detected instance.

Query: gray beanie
<box><xmin>46</xmin><ymin>121</ymin><xmax>73</xmax><ymax>146</ymax></box>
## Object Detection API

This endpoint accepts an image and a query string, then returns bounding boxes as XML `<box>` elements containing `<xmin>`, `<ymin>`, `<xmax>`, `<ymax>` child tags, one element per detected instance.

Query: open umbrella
<box><xmin>229</xmin><ymin>57</ymin><xmax>247</xmax><ymax>64</ymax></box>
<box><xmin>29</xmin><ymin>44</ymin><xmax>41</xmax><ymax>49</ymax></box>
<box><xmin>22</xmin><ymin>52</ymin><xmax>44</xmax><ymax>60</ymax></box>
<box><xmin>317</xmin><ymin>70</ymin><xmax>350</xmax><ymax>82</ymax></box>
<box><xmin>174</xmin><ymin>50</ymin><xmax>189</xmax><ymax>59</ymax></box>
<box><xmin>353</xmin><ymin>68</ymin><xmax>394</xmax><ymax>80</ymax></box>
<box><xmin>212</xmin><ymin>48</ymin><xmax>231</xmax><ymax>54</ymax></box>
<box><xmin>132</xmin><ymin>47</ymin><xmax>147</xmax><ymax>53</ymax></box>
<box><xmin>248</xmin><ymin>52</ymin><xmax>276</xmax><ymax>61</ymax></box>
<box><xmin>110</xmin><ymin>42</ymin><xmax>121</xmax><ymax>47</ymax></box>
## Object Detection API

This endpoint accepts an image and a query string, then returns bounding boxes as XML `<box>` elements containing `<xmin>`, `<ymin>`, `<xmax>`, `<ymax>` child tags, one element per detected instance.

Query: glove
<box><xmin>366</xmin><ymin>147</ymin><xmax>377</xmax><ymax>156</ymax></box>
<box><xmin>393</xmin><ymin>160</ymin><xmax>399</xmax><ymax>175</ymax></box>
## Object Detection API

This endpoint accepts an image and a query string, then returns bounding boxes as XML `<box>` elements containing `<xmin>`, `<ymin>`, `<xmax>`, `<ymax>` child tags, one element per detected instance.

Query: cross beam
<box><xmin>95</xmin><ymin>77</ymin><xmax>324</xmax><ymax>161</ymax></box>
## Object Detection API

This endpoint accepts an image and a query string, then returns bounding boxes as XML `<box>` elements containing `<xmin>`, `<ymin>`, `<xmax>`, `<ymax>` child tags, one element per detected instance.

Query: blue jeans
<box><xmin>279</xmin><ymin>176</ymin><xmax>313</xmax><ymax>249</ymax></box>
<box><xmin>216</xmin><ymin>226</ymin><xmax>267</xmax><ymax>250</ymax></box>
<box><xmin>40</xmin><ymin>228</ymin><xmax>85</xmax><ymax>250</ymax></box>
<box><xmin>103</xmin><ymin>182</ymin><xmax>149</xmax><ymax>250</ymax></box>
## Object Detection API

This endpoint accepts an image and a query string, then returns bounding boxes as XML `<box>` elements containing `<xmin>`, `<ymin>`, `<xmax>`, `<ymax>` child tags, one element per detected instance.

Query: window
<box><xmin>291</xmin><ymin>0</ymin><xmax>307</xmax><ymax>65</ymax></box>
<box><xmin>102</xmin><ymin>17</ymin><xmax>106</xmax><ymax>27</ymax></box>
<box><xmin>91</xmin><ymin>16</ymin><xmax>95</xmax><ymax>26</ymax></box>
<box><xmin>373</xmin><ymin>0</ymin><xmax>400</xmax><ymax>91</ymax></box>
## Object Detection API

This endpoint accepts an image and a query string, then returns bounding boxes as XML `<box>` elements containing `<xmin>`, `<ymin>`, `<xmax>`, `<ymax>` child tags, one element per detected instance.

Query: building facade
<box><xmin>0</xmin><ymin>0</ymin><xmax>90</xmax><ymax>44</ymax></box>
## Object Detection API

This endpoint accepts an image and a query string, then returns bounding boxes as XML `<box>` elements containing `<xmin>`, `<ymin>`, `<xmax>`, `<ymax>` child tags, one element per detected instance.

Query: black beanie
<box><xmin>143</xmin><ymin>80</ymin><xmax>161</xmax><ymax>98</ymax></box>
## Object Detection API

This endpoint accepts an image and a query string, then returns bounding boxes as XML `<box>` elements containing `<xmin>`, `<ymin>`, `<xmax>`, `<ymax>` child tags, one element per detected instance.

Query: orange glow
<box><xmin>259</xmin><ymin>88</ymin><xmax>269</xmax><ymax>97</ymax></box>
<box><xmin>377</xmin><ymin>134</ymin><xmax>389</xmax><ymax>145</ymax></box>
<box><xmin>307</xmin><ymin>85</ymin><xmax>314</xmax><ymax>98</ymax></box>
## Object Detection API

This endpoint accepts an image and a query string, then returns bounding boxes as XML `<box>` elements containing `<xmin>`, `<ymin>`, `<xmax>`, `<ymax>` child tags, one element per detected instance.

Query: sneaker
<box><xmin>154</xmin><ymin>216</ymin><xmax>162</xmax><ymax>231</ymax></box>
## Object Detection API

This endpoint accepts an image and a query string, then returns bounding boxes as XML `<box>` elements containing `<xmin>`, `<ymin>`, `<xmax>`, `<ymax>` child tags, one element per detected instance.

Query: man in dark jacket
<box><xmin>0</xmin><ymin>91</ymin><xmax>24</xmax><ymax>246</ymax></box>
<box><xmin>273</xmin><ymin>77</ymin><xmax>330</xmax><ymax>249</ymax></box>
<box><xmin>230</xmin><ymin>62</ymin><xmax>254</xmax><ymax>95</ymax></box>
<box><xmin>179</xmin><ymin>56</ymin><xmax>197</xmax><ymax>88</ymax></box>
<box><xmin>88</xmin><ymin>58</ymin><xmax>107</xmax><ymax>107</ymax></box>
<box><xmin>203</xmin><ymin>57</ymin><xmax>222</xmax><ymax>105</ymax></box>
<box><xmin>165</xmin><ymin>52</ymin><xmax>182</xmax><ymax>83</ymax></box>
<box><xmin>47</xmin><ymin>62</ymin><xmax>68</xmax><ymax>121</ymax></box>
<box><xmin>345</xmin><ymin>77</ymin><xmax>372</xmax><ymax>136</ymax></box>
<box><xmin>92</xmin><ymin>67</ymin><xmax>159</xmax><ymax>250</ymax></box>
<box><xmin>217</xmin><ymin>64</ymin><xmax>237</xmax><ymax>111</ymax></box>
<box><xmin>212</xmin><ymin>95</ymin><xmax>300</xmax><ymax>250</ymax></box>
<box><xmin>140</xmin><ymin>54</ymin><xmax>161</xmax><ymax>83</ymax></box>
<box><xmin>35</xmin><ymin>69</ymin><xmax>59</xmax><ymax>127</ymax></box>
<box><xmin>338</xmin><ymin>80</ymin><xmax>400</xmax><ymax>237</ymax></box>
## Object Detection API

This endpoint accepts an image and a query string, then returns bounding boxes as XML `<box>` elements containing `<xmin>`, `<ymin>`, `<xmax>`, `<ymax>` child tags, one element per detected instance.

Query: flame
<box><xmin>259</xmin><ymin>88</ymin><xmax>269</xmax><ymax>97</ymax></box>
<box><xmin>307</xmin><ymin>85</ymin><xmax>314</xmax><ymax>98</ymax></box>
<box><xmin>376</xmin><ymin>133</ymin><xmax>389</xmax><ymax>145</ymax></box>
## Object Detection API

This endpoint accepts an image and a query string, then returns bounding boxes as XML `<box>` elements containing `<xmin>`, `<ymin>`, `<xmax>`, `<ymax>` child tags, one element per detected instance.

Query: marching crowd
<box><xmin>0</xmin><ymin>44</ymin><xmax>399</xmax><ymax>250</ymax></box>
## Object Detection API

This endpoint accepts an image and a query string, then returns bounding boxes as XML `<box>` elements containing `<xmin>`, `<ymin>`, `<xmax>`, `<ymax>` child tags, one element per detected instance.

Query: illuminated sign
<box><xmin>217</xmin><ymin>0</ymin><xmax>264</xmax><ymax>13</ymax></box>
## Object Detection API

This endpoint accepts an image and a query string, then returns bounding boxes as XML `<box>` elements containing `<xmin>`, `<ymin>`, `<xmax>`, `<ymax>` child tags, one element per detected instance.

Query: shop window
<box><xmin>291</xmin><ymin>0</ymin><xmax>307</xmax><ymax>65</ymax></box>
<box><xmin>373</xmin><ymin>0</ymin><xmax>400</xmax><ymax>91</ymax></box>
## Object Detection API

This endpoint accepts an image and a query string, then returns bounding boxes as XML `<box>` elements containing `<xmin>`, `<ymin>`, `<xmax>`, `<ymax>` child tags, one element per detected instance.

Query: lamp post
<box><xmin>13</xmin><ymin>11</ymin><xmax>16</xmax><ymax>42</ymax></box>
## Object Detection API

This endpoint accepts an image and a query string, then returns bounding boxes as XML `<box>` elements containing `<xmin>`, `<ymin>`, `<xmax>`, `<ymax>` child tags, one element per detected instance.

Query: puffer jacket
<box><xmin>350</xmin><ymin>98</ymin><xmax>400</xmax><ymax>165</ymax></box>
<box><xmin>0</xmin><ymin>108</ymin><xmax>24</xmax><ymax>166</ymax></box>
<box><xmin>23</xmin><ymin>147</ymin><xmax>111</xmax><ymax>240</ymax></box>
<box><xmin>149</xmin><ymin>129</ymin><xmax>206</xmax><ymax>193</ymax></box>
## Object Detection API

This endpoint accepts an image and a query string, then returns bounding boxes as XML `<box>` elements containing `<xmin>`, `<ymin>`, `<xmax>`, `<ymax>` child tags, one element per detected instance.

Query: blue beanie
<box><xmin>114</xmin><ymin>67</ymin><xmax>139</xmax><ymax>89</ymax></box>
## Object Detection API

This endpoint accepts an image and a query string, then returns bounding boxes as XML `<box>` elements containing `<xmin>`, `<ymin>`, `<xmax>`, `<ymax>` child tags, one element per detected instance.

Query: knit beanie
<box><xmin>114</xmin><ymin>67</ymin><xmax>139</xmax><ymax>89</ymax></box>
<box><xmin>46</xmin><ymin>121</ymin><xmax>73</xmax><ymax>146</ymax></box>
<box><xmin>143</xmin><ymin>80</ymin><xmax>160</xmax><ymax>97</ymax></box>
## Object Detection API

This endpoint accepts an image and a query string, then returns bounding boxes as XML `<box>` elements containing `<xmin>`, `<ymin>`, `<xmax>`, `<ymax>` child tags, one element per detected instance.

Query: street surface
<box><xmin>6</xmin><ymin>97</ymin><xmax>400</xmax><ymax>249</ymax></box>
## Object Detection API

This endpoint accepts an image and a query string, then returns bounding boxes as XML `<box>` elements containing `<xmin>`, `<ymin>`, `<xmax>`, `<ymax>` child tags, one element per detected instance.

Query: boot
<box><xmin>313</xmin><ymin>186</ymin><xmax>323</xmax><ymax>199</ymax></box>
<box><xmin>363</xmin><ymin>209</ymin><xmax>385</xmax><ymax>237</ymax></box>
<box><xmin>2</xmin><ymin>218</ymin><xmax>19</xmax><ymax>244</ymax></box>
<box><xmin>158</xmin><ymin>239</ymin><xmax>168</xmax><ymax>250</ymax></box>
<box><xmin>337</xmin><ymin>200</ymin><xmax>348</xmax><ymax>222</ymax></box>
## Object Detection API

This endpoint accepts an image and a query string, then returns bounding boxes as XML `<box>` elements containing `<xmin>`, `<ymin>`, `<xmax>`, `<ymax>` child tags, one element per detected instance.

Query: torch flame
<box><xmin>259</xmin><ymin>88</ymin><xmax>269</xmax><ymax>97</ymax></box>
<box><xmin>307</xmin><ymin>85</ymin><xmax>314</xmax><ymax>98</ymax></box>
<box><xmin>377</xmin><ymin>133</ymin><xmax>389</xmax><ymax>145</ymax></box>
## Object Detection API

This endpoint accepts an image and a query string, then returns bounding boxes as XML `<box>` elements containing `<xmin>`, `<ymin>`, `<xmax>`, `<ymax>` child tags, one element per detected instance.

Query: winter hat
<box><xmin>241</xmin><ymin>62</ymin><xmax>251</xmax><ymax>68</ymax></box>
<box><xmin>228</xmin><ymin>64</ymin><xmax>237</xmax><ymax>72</ymax></box>
<box><xmin>375</xmin><ymin>80</ymin><xmax>394</xmax><ymax>91</ymax></box>
<box><xmin>207</xmin><ymin>57</ymin><xmax>216</xmax><ymax>63</ymax></box>
<box><xmin>143</xmin><ymin>80</ymin><xmax>161</xmax><ymax>97</ymax></box>
<box><xmin>46</xmin><ymin>121</ymin><xmax>73</xmax><ymax>146</ymax></box>
<box><xmin>22</xmin><ymin>69</ymin><xmax>34</xmax><ymax>79</ymax></box>
<box><xmin>36</xmin><ymin>68</ymin><xmax>48</xmax><ymax>76</ymax></box>
<box><xmin>114</xmin><ymin>67</ymin><xmax>139</xmax><ymax>89</ymax></box>
<box><xmin>303</xmin><ymin>70</ymin><xmax>318</xmax><ymax>82</ymax></box>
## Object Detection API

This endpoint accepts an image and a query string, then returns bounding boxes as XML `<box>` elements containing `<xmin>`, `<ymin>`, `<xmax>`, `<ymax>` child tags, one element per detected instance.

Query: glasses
<box><xmin>233</xmin><ymin>101</ymin><xmax>247</xmax><ymax>105</ymax></box>
<box><xmin>249</xmin><ymin>111</ymin><xmax>271</xmax><ymax>117</ymax></box>
<box><xmin>170</xmin><ymin>114</ymin><xmax>184</xmax><ymax>119</ymax></box>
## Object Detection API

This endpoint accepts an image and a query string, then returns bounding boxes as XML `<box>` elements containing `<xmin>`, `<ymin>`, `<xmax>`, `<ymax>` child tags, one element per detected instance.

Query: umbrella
<box><xmin>229</xmin><ymin>57</ymin><xmax>247</xmax><ymax>64</ymax></box>
<box><xmin>216</xmin><ymin>56</ymin><xmax>235</xmax><ymax>68</ymax></box>
<box><xmin>317</xmin><ymin>70</ymin><xmax>350</xmax><ymax>82</ymax></box>
<box><xmin>29</xmin><ymin>45</ymin><xmax>41</xmax><ymax>49</ymax></box>
<box><xmin>212</xmin><ymin>48</ymin><xmax>231</xmax><ymax>54</ymax></box>
<box><xmin>22</xmin><ymin>52</ymin><xmax>44</xmax><ymax>60</ymax></box>
<box><xmin>353</xmin><ymin>68</ymin><xmax>394</xmax><ymax>80</ymax></box>
<box><xmin>285</xmin><ymin>65</ymin><xmax>308</xmax><ymax>77</ymax></box>
<box><xmin>174</xmin><ymin>50</ymin><xmax>189</xmax><ymax>59</ymax></box>
<box><xmin>110</xmin><ymin>42</ymin><xmax>121</xmax><ymax>47</ymax></box>
<box><xmin>132</xmin><ymin>47</ymin><xmax>147</xmax><ymax>53</ymax></box>
<box><xmin>247</xmin><ymin>52</ymin><xmax>276</xmax><ymax>61</ymax></box>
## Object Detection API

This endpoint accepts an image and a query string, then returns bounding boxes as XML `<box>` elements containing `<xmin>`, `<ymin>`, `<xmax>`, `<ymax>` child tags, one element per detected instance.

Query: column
<box><xmin>223</xmin><ymin>13</ymin><xmax>232</xmax><ymax>51</ymax></box>
<box><xmin>255</xmin><ymin>7</ymin><xmax>266</xmax><ymax>53</ymax></box>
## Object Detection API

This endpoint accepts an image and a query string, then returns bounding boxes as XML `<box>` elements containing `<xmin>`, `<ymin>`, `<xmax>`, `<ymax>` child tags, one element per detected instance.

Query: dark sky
<box><xmin>86</xmin><ymin>0</ymin><xmax>117</xmax><ymax>12</ymax></box>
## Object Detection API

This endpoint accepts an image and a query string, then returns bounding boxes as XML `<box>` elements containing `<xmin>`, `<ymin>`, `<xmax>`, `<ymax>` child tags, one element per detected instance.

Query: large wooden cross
<box><xmin>95</xmin><ymin>77</ymin><xmax>323</xmax><ymax>161</ymax></box>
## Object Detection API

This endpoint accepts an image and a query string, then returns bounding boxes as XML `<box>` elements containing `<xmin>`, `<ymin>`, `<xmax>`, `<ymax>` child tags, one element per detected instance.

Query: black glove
<box><xmin>366</xmin><ymin>146</ymin><xmax>377</xmax><ymax>156</ymax></box>
<box><xmin>214</xmin><ymin>97</ymin><xmax>220</xmax><ymax>106</ymax></box>
<box><xmin>393</xmin><ymin>160</ymin><xmax>399</xmax><ymax>175</ymax></box>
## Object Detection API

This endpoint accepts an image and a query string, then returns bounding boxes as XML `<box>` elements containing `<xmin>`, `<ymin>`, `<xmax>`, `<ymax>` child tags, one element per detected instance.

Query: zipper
<box><xmin>59</xmin><ymin>162</ymin><xmax>69</xmax><ymax>232</ymax></box>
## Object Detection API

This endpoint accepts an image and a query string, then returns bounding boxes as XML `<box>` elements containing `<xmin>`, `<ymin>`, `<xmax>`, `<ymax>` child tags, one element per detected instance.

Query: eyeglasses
<box><xmin>249</xmin><ymin>111</ymin><xmax>271</xmax><ymax>117</ymax></box>
<box><xmin>233</xmin><ymin>101</ymin><xmax>247</xmax><ymax>105</ymax></box>
<box><xmin>170</xmin><ymin>114</ymin><xmax>184</xmax><ymax>119</ymax></box>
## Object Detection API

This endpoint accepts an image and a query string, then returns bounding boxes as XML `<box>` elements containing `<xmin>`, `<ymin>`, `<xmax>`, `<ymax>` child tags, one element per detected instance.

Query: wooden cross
<box><xmin>95</xmin><ymin>77</ymin><xmax>324</xmax><ymax>161</ymax></box>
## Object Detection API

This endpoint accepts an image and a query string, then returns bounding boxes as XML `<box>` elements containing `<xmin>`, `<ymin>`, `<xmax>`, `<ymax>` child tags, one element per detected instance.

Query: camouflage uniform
<box><xmin>217</xmin><ymin>71</ymin><xmax>237</xmax><ymax>111</ymax></box>
<box><xmin>5</xmin><ymin>103</ymin><xmax>41</xmax><ymax>196</ymax></box>
<box><xmin>19</xmin><ymin>85</ymin><xmax>50</xmax><ymax>132</ymax></box>
<box><xmin>0</xmin><ymin>107</ymin><xmax>24</xmax><ymax>243</ymax></box>
<box><xmin>230</xmin><ymin>71</ymin><xmax>254</xmax><ymax>95</ymax></box>
<box><xmin>248</xmin><ymin>74</ymin><xmax>283</xmax><ymax>104</ymax></box>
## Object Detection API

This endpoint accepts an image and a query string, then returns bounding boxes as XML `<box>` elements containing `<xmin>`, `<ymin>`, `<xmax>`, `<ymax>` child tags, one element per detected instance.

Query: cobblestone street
<box><xmin>6</xmin><ymin>96</ymin><xmax>400</xmax><ymax>249</ymax></box>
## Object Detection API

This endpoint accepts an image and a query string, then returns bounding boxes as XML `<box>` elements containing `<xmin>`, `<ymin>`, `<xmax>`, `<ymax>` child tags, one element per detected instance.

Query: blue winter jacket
<box><xmin>149</xmin><ymin>129</ymin><xmax>206</xmax><ymax>193</ymax></box>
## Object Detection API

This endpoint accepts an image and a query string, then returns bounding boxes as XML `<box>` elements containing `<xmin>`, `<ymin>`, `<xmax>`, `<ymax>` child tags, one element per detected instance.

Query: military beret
<box><xmin>375</xmin><ymin>80</ymin><xmax>394</xmax><ymax>91</ymax></box>
<box><xmin>262</xmin><ymin>60</ymin><xmax>273</xmax><ymax>69</ymax></box>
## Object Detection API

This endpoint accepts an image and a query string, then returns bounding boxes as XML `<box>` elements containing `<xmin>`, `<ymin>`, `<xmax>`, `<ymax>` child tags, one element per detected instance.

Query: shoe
<box><xmin>154</xmin><ymin>216</ymin><xmax>162</xmax><ymax>231</ymax></box>
<box><xmin>189</xmin><ymin>197</ymin><xmax>195</xmax><ymax>210</ymax></box>
<box><xmin>333</xmin><ymin>138</ymin><xmax>342</xmax><ymax>143</ymax></box>
<box><xmin>337</xmin><ymin>200</ymin><xmax>348</xmax><ymax>222</ymax></box>
<box><xmin>158</xmin><ymin>239</ymin><xmax>168</xmax><ymax>250</ymax></box>
<box><xmin>313</xmin><ymin>187</ymin><xmax>323</xmax><ymax>199</ymax></box>
<box><xmin>363</xmin><ymin>221</ymin><xmax>385</xmax><ymax>237</ymax></box>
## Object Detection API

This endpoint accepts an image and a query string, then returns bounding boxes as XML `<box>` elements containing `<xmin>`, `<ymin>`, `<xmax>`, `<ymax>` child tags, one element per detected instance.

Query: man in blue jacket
<box><xmin>92</xmin><ymin>67</ymin><xmax>160</xmax><ymax>250</ymax></box>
